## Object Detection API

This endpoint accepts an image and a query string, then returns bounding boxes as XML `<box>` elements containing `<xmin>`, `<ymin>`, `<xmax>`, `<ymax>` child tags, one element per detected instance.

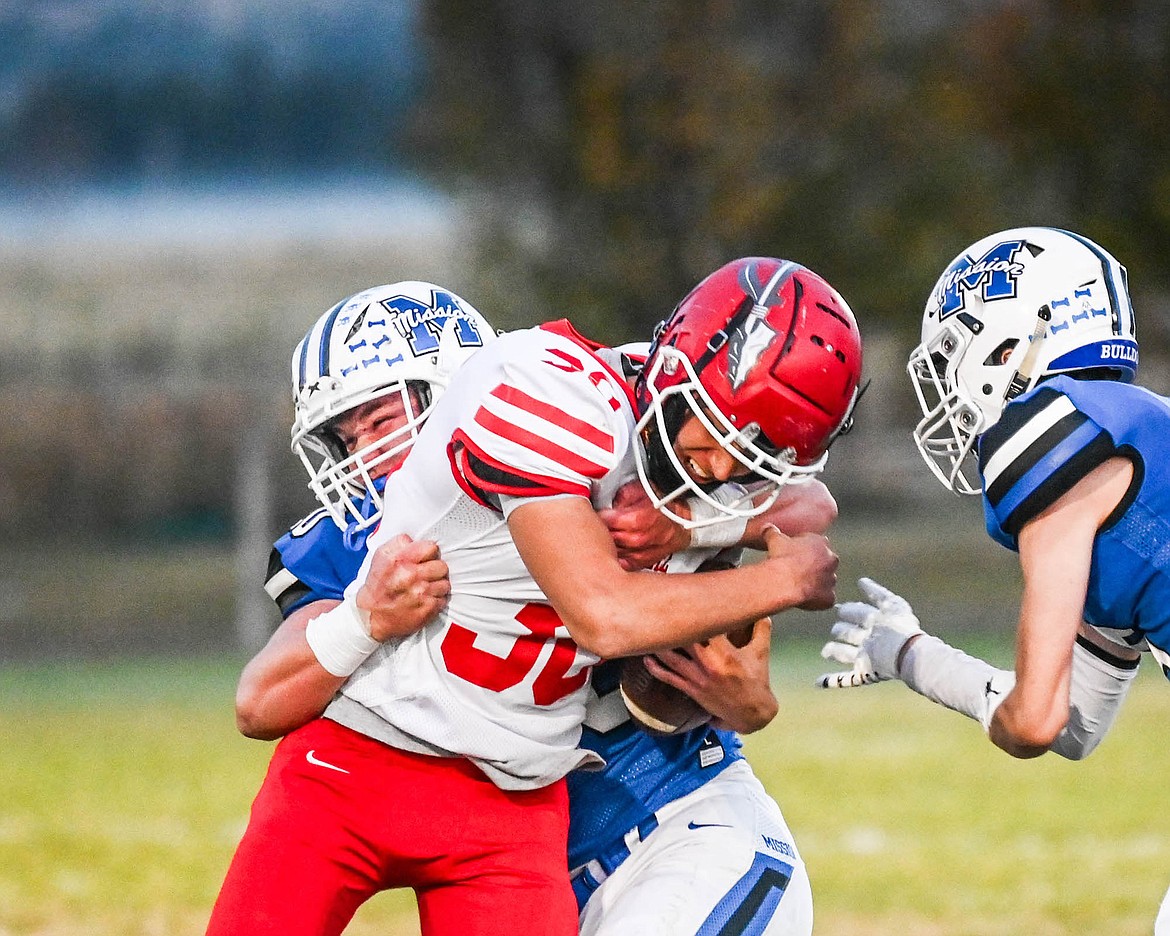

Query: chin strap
<box><xmin>1003</xmin><ymin>304</ymin><xmax>1052</xmax><ymax>403</ymax></box>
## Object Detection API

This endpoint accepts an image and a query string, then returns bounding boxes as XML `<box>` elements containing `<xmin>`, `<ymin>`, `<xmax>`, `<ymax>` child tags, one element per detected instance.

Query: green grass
<box><xmin>0</xmin><ymin>647</ymin><xmax>1165</xmax><ymax>935</ymax></box>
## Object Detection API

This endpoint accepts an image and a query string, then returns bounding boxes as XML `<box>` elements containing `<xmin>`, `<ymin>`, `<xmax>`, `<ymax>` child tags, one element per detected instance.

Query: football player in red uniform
<box><xmin>207</xmin><ymin>258</ymin><xmax>863</xmax><ymax>936</ymax></box>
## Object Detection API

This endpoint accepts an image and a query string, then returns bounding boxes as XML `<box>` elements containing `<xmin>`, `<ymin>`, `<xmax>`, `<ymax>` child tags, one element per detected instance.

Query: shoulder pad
<box><xmin>980</xmin><ymin>386</ymin><xmax>1115</xmax><ymax>536</ymax></box>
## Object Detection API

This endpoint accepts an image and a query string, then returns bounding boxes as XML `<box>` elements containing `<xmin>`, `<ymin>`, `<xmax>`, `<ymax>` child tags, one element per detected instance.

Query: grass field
<box><xmin>1</xmin><ymin>641</ymin><xmax>1166</xmax><ymax>936</ymax></box>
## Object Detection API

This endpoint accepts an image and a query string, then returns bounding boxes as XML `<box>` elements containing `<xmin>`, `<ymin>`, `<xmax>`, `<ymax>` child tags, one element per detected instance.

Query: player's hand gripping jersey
<box><xmin>980</xmin><ymin>375</ymin><xmax>1170</xmax><ymax>676</ymax></box>
<box><xmin>323</xmin><ymin>321</ymin><xmax>641</xmax><ymax>789</ymax></box>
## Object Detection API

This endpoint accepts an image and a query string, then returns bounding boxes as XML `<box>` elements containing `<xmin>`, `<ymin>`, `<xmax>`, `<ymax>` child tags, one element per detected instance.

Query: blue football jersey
<box><xmin>264</xmin><ymin>507</ymin><xmax>375</xmax><ymax>615</ymax></box>
<box><xmin>978</xmin><ymin>375</ymin><xmax>1170</xmax><ymax>676</ymax></box>
<box><xmin>566</xmin><ymin>662</ymin><xmax>743</xmax><ymax>869</ymax></box>
<box><xmin>264</xmin><ymin>504</ymin><xmax>744</xmax><ymax>867</ymax></box>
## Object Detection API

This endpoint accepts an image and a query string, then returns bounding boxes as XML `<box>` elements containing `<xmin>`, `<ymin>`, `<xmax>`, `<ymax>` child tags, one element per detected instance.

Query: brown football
<box><xmin>618</xmin><ymin>624</ymin><xmax>755</xmax><ymax>736</ymax></box>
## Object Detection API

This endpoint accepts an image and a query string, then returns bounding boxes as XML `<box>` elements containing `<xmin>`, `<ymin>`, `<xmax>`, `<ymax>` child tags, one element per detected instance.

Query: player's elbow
<box><xmin>801</xmin><ymin>480</ymin><xmax>838</xmax><ymax>534</ymax></box>
<box><xmin>560</xmin><ymin>594</ymin><xmax>643</xmax><ymax>659</ymax></box>
<box><xmin>565</xmin><ymin>610</ymin><xmax>627</xmax><ymax>660</ymax></box>
<box><xmin>234</xmin><ymin>686</ymin><xmax>283</xmax><ymax>741</ymax></box>
<box><xmin>1004</xmin><ymin>708</ymin><xmax>1069</xmax><ymax>753</ymax></box>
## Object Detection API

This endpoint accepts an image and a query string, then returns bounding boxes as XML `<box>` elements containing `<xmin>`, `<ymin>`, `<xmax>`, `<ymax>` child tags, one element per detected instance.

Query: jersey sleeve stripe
<box><xmin>275</xmin><ymin>582</ymin><xmax>315</xmax><ymax>617</ymax></box>
<box><xmin>997</xmin><ymin>430</ymin><xmax>1114</xmax><ymax>536</ymax></box>
<box><xmin>264</xmin><ymin>566</ymin><xmax>300</xmax><ymax>601</ymax></box>
<box><xmin>449</xmin><ymin>430</ymin><xmax>593</xmax><ymax>500</ymax></box>
<box><xmin>985</xmin><ymin>411</ymin><xmax>1093</xmax><ymax>508</ymax></box>
<box><xmin>488</xmin><ymin>384</ymin><xmax>616</xmax><ymax>453</ymax></box>
<box><xmin>981</xmin><ymin>393</ymin><xmax>1078</xmax><ymax>492</ymax></box>
<box><xmin>473</xmin><ymin>405</ymin><xmax>612</xmax><ymax>480</ymax></box>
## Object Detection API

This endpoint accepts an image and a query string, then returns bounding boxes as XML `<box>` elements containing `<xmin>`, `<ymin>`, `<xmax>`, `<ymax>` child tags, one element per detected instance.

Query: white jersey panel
<box><xmin>577</xmin><ymin>761</ymin><xmax>812</xmax><ymax>936</ymax></box>
<box><xmin>337</xmin><ymin>324</ymin><xmax>641</xmax><ymax>790</ymax></box>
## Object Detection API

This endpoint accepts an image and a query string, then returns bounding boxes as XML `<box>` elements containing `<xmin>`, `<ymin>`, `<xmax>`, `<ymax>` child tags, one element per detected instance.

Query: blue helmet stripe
<box><xmin>318</xmin><ymin>297</ymin><xmax>348</xmax><ymax>378</ymax></box>
<box><xmin>296</xmin><ymin>334</ymin><xmax>311</xmax><ymax>392</ymax></box>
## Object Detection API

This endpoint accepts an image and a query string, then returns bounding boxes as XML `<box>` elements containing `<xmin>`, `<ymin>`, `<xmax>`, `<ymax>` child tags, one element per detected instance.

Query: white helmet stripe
<box><xmin>753</xmin><ymin>261</ymin><xmax>797</xmax><ymax>309</ymax></box>
<box><xmin>738</xmin><ymin>259</ymin><xmax>796</xmax><ymax>308</ymax></box>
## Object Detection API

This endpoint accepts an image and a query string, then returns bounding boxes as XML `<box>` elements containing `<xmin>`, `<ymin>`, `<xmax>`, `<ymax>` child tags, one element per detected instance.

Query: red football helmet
<box><xmin>634</xmin><ymin>257</ymin><xmax>863</xmax><ymax>526</ymax></box>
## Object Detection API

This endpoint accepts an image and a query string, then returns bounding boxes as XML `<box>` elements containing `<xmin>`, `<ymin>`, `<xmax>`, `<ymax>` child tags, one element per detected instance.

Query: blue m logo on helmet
<box><xmin>936</xmin><ymin>239</ymin><xmax>1030</xmax><ymax>319</ymax></box>
<box><xmin>380</xmin><ymin>290</ymin><xmax>487</xmax><ymax>356</ymax></box>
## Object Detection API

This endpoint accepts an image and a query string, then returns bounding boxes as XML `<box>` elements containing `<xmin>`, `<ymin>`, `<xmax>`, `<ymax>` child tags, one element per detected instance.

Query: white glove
<box><xmin>817</xmin><ymin>577</ymin><xmax>925</xmax><ymax>688</ymax></box>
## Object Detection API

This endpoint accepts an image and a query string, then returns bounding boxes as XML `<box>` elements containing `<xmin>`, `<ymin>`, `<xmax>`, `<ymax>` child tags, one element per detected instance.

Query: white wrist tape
<box><xmin>305</xmin><ymin>595</ymin><xmax>380</xmax><ymax>677</ymax></box>
<box><xmin>687</xmin><ymin>486</ymin><xmax>749</xmax><ymax>550</ymax></box>
<box><xmin>899</xmin><ymin>634</ymin><xmax>1015</xmax><ymax>731</ymax></box>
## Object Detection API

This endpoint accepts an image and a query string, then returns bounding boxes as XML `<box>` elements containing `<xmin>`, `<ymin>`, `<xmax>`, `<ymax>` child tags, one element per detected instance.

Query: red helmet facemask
<box><xmin>634</xmin><ymin>257</ymin><xmax>863</xmax><ymax>528</ymax></box>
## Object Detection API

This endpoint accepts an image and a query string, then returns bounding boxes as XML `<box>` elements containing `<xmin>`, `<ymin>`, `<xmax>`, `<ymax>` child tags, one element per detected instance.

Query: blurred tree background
<box><xmin>412</xmin><ymin>0</ymin><xmax>1170</xmax><ymax>338</ymax></box>
<box><xmin>0</xmin><ymin>0</ymin><xmax>1167</xmax><ymax>657</ymax></box>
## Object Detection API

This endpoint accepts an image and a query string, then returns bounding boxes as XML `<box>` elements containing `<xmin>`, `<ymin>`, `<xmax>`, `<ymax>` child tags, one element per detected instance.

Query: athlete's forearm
<box><xmin>235</xmin><ymin>601</ymin><xmax>346</xmax><ymax>740</ymax></box>
<box><xmin>510</xmin><ymin>498</ymin><xmax>836</xmax><ymax>658</ymax></box>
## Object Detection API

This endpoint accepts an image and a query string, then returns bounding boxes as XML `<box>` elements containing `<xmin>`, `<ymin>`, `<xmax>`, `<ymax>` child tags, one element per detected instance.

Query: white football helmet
<box><xmin>291</xmin><ymin>281</ymin><xmax>496</xmax><ymax>531</ymax></box>
<box><xmin>909</xmin><ymin>227</ymin><xmax>1137</xmax><ymax>494</ymax></box>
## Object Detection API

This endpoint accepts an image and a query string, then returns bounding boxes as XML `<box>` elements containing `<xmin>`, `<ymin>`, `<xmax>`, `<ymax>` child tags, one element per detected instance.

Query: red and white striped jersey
<box><xmin>335</xmin><ymin>322</ymin><xmax>646</xmax><ymax>790</ymax></box>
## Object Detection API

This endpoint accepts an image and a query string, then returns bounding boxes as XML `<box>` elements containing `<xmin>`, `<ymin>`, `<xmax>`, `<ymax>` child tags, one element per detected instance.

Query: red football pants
<box><xmin>205</xmin><ymin>718</ymin><xmax>577</xmax><ymax>936</ymax></box>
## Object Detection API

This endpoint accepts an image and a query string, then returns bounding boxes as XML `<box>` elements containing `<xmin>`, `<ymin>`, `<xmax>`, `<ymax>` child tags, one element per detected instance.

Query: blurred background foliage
<box><xmin>412</xmin><ymin>0</ymin><xmax>1170</xmax><ymax>338</ymax></box>
<box><xmin>1</xmin><ymin>0</ymin><xmax>1168</xmax><ymax>656</ymax></box>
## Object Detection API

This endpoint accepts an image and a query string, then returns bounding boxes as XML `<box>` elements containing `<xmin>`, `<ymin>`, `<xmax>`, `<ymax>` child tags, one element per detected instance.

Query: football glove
<box><xmin>817</xmin><ymin>577</ymin><xmax>924</xmax><ymax>688</ymax></box>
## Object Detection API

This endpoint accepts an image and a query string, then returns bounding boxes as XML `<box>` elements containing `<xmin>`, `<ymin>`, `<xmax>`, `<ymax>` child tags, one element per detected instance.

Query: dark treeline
<box><xmin>8</xmin><ymin>2</ymin><xmax>1167</xmax><ymax>336</ymax></box>
<box><xmin>411</xmin><ymin>0</ymin><xmax>1170</xmax><ymax>338</ymax></box>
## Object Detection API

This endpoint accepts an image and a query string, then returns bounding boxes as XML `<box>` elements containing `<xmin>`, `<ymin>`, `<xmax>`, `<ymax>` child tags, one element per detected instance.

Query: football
<box><xmin>618</xmin><ymin>624</ymin><xmax>755</xmax><ymax>736</ymax></box>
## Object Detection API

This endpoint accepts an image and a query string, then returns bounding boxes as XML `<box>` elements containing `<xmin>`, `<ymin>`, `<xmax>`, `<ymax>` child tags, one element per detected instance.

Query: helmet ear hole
<box><xmin>984</xmin><ymin>338</ymin><xmax>1019</xmax><ymax>367</ymax></box>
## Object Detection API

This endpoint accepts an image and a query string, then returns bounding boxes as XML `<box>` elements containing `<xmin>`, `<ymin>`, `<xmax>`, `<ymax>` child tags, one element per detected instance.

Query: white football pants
<box><xmin>1155</xmin><ymin>882</ymin><xmax>1170</xmax><ymax>936</ymax></box>
<box><xmin>578</xmin><ymin>760</ymin><xmax>813</xmax><ymax>936</ymax></box>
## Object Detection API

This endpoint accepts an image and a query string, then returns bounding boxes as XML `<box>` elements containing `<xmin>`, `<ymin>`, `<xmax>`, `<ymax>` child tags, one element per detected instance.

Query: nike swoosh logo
<box><xmin>305</xmin><ymin>749</ymin><xmax>350</xmax><ymax>774</ymax></box>
<box><xmin>687</xmin><ymin>821</ymin><xmax>731</xmax><ymax>830</ymax></box>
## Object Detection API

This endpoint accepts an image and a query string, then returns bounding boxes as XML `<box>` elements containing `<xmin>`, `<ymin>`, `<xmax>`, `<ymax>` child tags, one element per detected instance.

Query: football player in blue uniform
<box><xmin>229</xmin><ymin>264</ymin><xmax>863</xmax><ymax>935</ymax></box>
<box><xmin>816</xmin><ymin>226</ymin><xmax>1169</xmax><ymax>933</ymax></box>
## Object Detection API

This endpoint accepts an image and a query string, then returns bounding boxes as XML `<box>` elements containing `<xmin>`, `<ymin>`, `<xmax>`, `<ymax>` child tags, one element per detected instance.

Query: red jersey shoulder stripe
<box><xmin>473</xmin><ymin>405</ymin><xmax>611</xmax><ymax>480</ymax></box>
<box><xmin>489</xmin><ymin>384</ymin><xmax>614</xmax><ymax>453</ymax></box>
<box><xmin>448</xmin><ymin>430</ymin><xmax>591</xmax><ymax>500</ymax></box>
